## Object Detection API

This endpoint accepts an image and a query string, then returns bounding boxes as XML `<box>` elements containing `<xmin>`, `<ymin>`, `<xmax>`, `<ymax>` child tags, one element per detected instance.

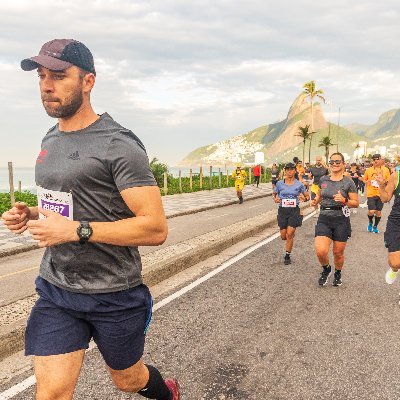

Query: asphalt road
<box><xmin>2</xmin><ymin>200</ymin><xmax>400</xmax><ymax>399</ymax></box>
<box><xmin>0</xmin><ymin>196</ymin><xmax>275</xmax><ymax>306</ymax></box>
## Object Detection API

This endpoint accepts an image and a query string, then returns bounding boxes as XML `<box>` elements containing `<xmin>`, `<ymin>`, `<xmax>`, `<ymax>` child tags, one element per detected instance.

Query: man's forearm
<box><xmin>379</xmin><ymin>188</ymin><xmax>391</xmax><ymax>203</ymax></box>
<box><xmin>89</xmin><ymin>216</ymin><xmax>168</xmax><ymax>247</ymax></box>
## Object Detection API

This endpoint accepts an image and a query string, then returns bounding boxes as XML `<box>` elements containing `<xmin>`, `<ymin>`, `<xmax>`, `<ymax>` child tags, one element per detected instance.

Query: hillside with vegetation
<box><xmin>179</xmin><ymin>89</ymin><xmax>364</xmax><ymax>166</ymax></box>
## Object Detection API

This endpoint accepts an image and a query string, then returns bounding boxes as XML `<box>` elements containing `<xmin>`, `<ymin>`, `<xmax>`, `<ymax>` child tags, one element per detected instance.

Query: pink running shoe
<box><xmin>165</xmin><ymin>378</ymin><xmax>181</xmax><ymax>400</ymax></box>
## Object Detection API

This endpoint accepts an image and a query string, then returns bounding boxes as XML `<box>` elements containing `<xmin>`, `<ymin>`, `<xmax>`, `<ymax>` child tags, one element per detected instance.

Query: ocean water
<box><xmin>0</xmin><ymin>167</ymin><xmax>36</xmax><ymax>193</ymax></box>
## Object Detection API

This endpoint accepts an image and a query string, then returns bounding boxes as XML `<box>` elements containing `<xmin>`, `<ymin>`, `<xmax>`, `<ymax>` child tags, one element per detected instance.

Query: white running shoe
<box><xmin>386</xmin><ymin>268</ymin><xmax>399</xmax><ymax>284</ymax></box>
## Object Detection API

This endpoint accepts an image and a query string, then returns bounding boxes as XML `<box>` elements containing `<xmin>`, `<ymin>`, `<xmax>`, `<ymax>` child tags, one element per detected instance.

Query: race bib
<box><xmin>36</xmin><ymin>187</ymin><xmax>74</xmax><ymax>220</ymax></box>
<box><xmin>371</xmin><ymin>179</ymin><xmax>379</xmax><ymax>188</ymax></box>
<box><xmin>342</xmin><ymin>205</ymin><xmax>351</xmax><ymax>218</ymax></box>
<box><xmin>282</xmin><ymin>198</ymin><xmax>297</xmax><ymax>208</ymax></box>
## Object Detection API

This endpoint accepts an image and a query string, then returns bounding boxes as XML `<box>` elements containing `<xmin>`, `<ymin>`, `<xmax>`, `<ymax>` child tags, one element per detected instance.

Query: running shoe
<box><xmin>165</xmin><ymin>378</ymin><xmax>181</xmax><ymax>400</ymax></box>
<box><xmin>284</xmin><ymin>253</ymin><xmax>291</xmax><ymax>265</ymax></box>
<box><xmin>373</xmin><ymin>226</ymin><xmax>379</xmax><ymax>234</ymax></box>
<box><xmin>332</xmin><ymin>271</ymin><xmax>342</xmax><ymax>287</ymax></box>
<box><xmin>385</xmin><ymin>268</ymin><xmax>399</xmax><ymax>284</ymax></box>
<box><xmin>367</xmin><ymin>223</ymin><xmax>373</xmax><ymax>232</ymax></box>
<box><xmin>239</xmin><ymin>197</ymin><xmax>244</xmax><ymax>204</ymax></box>
<box><xmin>318</xmin><ymin>266</ymin><xmax>331</xmax><ymax>286</ymax></box>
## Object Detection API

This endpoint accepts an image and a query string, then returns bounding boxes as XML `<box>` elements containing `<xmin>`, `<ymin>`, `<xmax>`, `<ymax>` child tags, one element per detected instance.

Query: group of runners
<box><xmin>272</xmin><ymin>152</ymin><xmax>400</xmax><ymax>290</ymax></box>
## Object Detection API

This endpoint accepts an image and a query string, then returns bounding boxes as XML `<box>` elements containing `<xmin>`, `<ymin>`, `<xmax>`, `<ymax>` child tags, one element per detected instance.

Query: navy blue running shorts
<box><xmin>25</xmin><ymin>277</ymin><xmax>153</xmax><ymax>370</ymax></box>
<box><xmin>367</xmin><ymin>196</ymin><xmax>384</xmax><ymax>211</ymax></box>
<box><xmin>277</xmin><ymin>206</ymin><xmax>303</xmax><ymax>229</ymax></box>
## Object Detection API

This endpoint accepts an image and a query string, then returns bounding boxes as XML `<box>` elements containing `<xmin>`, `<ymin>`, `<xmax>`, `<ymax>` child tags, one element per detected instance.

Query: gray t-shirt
<box><xmin>310</xmin><ymin>165</ymin><xmax>329</xmax><ymax>185</ymax></box>
<box><xmin>35</xmin><ymin>113</ymin><xmax>157</xmax><ymax>294</ymax></box>
<box><xmin>319</xmin><ymin>175</ymin><xmax>357</xmax><ymax>217</ymax></box>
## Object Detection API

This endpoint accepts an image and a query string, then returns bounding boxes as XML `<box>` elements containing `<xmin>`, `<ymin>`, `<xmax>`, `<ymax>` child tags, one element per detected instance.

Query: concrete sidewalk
<box><xmin>0</xmin><ymin>183</ymin><xmax>272</xmax><ymax>257</ymax></box>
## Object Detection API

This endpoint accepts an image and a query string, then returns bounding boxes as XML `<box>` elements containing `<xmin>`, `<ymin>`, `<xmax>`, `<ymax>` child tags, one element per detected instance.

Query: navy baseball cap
<box><xmin>284</xmin><ymin>162</ymin><xmax>296</xmax><ymax>169</ymax></box>
<box><xmin>21</xmin><ymin>39</ymin><xmax>96</xmax><ymax>75</ymax></box>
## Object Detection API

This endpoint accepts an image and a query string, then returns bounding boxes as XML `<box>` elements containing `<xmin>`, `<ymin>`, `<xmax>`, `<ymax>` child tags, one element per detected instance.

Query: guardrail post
<box><xmin>163</xmin><ymin>172</ymin><xmax>168</xmax><ymax>195</ymax></box>
<box><xmin>199</xmin><ymin>166</ymin><xmax>203</xmax><ymax>189</ymax></box>
<box><xmin>189</xmin><ymin>169</ymin><xmax>193</xmax><ymax>191</ymax></box>
<box><xmin>218</xmin><ymin>168</ymin><xmax>221</xmax><ymax>187</ymax></box>
<box><xmin>8</xmin><ymin>162</ymin><xmax>15</xmax><ymax>206</ymax></box>
<box><xmin>179</xmin><ymin>170</ymin><xmax>182</xmax><ymax>193</ymax></box>
<box><xmin>209</xmin><ymin>165</ymin><xmax>212</xmax><ymax>190</ymax></box>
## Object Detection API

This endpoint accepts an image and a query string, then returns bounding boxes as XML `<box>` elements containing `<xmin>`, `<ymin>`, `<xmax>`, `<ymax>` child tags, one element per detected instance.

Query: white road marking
<box><xmin>0</xmin><ymin>211</ymin><xmax>315</xmax><ymax>399</ymax></box>
<box><xmin>203</xmin><ymin>213</ymin><xmax>229</xmax><ymax>220</ymax></box>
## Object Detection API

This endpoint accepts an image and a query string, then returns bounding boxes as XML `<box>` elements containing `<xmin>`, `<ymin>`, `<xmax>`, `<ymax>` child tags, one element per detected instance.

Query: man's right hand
<box><xmin>1</xmin><ymin>202</ymin><xmax>31</xmax><ymax>234</ymax></box>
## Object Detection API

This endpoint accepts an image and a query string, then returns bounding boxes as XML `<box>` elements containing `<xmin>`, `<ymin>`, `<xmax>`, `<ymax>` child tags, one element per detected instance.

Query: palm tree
<box><xmin>296</xmin><ymin>125</ymin><xmax>312</xmax><ymax>163</ymax></box>
<box><xmin>318</xmin><ymin>136</ymin><xmax>336</xmax><ymax>164</ymax></box>
<box><xmin>354</xmin><ymin>143</ymin><xmax>361</xmax><ymax>161</ymax></box>
<box><xmin>303</xmin><ymin>81</ymin><xmax>325</xmax><ymax>161</ymax></box>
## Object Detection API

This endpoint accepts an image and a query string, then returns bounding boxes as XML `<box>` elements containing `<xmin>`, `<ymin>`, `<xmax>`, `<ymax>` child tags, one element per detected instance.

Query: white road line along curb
<box><xmin>0</xmin><ymin>211</ymin><xmax>315</xmax><ymax>400</ymax></box>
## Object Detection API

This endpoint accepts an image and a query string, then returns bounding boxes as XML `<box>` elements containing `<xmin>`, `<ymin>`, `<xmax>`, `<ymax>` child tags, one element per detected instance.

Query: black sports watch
<box><xmin>77</xmin><ymin>221</ymin><xmax>93</xmax><ymax>244</ymax></box>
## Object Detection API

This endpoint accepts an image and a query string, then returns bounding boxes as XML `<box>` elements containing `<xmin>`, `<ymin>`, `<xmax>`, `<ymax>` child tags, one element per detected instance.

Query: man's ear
<box><xmin>83</xmin><ymin>73</ymin><xmax>95</xmax><ymax>93</ymax></box>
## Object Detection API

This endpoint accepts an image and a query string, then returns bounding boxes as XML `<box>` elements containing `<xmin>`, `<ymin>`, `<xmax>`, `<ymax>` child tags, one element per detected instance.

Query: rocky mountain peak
<box><xmin>286</xmin><ymin>93</ymin><xmax>309</xmax><ymax>120</ymax></box>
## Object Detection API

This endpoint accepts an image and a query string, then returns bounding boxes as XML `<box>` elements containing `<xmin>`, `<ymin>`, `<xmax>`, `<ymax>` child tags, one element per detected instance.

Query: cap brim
<box><xmin>21</xmin><ymin>55</ymin><xmax>73</xmax><ymax>71</ymax></box>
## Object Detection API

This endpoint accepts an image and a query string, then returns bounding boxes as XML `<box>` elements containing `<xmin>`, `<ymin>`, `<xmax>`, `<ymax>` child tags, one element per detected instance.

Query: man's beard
<box><xmin>42</xmin><ymin>90</ymin><xmax>83</xmax><ymax>119</ymax></box>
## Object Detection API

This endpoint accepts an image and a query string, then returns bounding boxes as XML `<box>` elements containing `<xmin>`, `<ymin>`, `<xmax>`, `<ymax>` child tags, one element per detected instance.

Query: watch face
<box><xmin>81</xmin><ymin>227</ymin><xmax>91</xmax><ymax>237</ymax></box>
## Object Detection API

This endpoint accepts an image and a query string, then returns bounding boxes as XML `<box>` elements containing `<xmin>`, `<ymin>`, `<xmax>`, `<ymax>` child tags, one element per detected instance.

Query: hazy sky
<box><xmin>1</xmin><ymin>0</ymin><xmax>399</xmax><ymax>167</ymax></box>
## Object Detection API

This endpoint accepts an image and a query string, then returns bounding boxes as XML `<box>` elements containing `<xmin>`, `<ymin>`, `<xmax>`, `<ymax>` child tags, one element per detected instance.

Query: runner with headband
<box><xmin>311</xmin><ymin>153</ymin><xmax>359</xmax><ymax>286</ymax></box>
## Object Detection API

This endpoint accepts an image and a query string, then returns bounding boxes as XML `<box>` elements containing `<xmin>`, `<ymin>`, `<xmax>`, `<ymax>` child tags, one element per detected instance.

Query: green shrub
<box><xmin>149</xmin><ymin>157</ymin><xmax>171</xmax><ymax>187</ymax></box>
<box><xmin>0</xmin><ymin>191</ymin><xmax>38</xmax><ymax>215</ymax></box>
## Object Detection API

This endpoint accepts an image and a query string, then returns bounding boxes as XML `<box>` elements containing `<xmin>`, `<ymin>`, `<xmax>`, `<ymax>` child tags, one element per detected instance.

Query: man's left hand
<box><xmin>26</xmin><ymin>208</ymin><xmax>79</xmax><ymax>247</ymax></box>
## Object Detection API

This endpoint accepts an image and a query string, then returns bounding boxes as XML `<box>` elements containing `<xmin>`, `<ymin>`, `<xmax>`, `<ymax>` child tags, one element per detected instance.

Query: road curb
<box><xmin>0</xmin><ymin>244</ymin><xmax>39</xmax><ymax>259</ymax></box>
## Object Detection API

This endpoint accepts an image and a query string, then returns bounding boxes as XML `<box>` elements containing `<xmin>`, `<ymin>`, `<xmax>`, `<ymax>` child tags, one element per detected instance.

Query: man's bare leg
<box><xmin>35</xmin><ymin>350</ymin><xmax>85</xmax><ymax>400</ymax></box>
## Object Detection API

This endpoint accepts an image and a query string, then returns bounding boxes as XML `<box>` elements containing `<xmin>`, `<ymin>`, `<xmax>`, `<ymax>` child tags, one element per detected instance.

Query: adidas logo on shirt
<box><xmin>68</xmin><ymin>151</ymin><xmax>80</xmax><ymax>160</ymax></box>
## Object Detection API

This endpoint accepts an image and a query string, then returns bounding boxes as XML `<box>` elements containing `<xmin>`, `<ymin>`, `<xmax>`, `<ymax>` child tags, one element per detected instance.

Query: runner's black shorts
<box><xmin>315</xmin><ymin>214</ymin><xmax>351</xmax><ymax>242</ymax></box>
<box><xmin>277</xmin><ymin>206</ymin><xmax>303</xmax><ymax>229</ymax></box>
<box><xmin>25</xmin><ymin>277</ymin><xmax>153</xmax><ymax>370</ymax></box>
<box><xmin>367</xmin><ymin>196</ymin><xmax>384</xmax><ymax>211</ymax></box>
<box><xmin>384</xmin><ymin>218</ymin><xmax>400</xmax><ymax>252</ymax></box>
<box><xmin>271</xmin><ymin>179</ymin><xmax>278</xmax><ymax>185</ymax></box>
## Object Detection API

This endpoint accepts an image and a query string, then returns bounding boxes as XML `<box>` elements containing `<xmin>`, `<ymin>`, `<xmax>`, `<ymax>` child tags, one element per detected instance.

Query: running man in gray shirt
<box><xmin>1</xmin><ymin>39</ymin><xmax>180</xmax><ymax>400</ymax></box>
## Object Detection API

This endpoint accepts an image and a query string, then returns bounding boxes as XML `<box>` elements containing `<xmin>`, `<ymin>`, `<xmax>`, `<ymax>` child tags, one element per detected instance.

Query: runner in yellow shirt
<box><xmin>231</xmin><ymin>164</ymin><xmax>248</xmax><ymax>204</ymax></box>
<box><xmin>362</xmin><ymin>153</ymin><xmax>391</xmax><ymax>233</ymax></box>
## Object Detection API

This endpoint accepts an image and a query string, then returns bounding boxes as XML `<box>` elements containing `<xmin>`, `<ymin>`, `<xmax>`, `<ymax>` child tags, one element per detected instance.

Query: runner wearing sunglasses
<box><xmin>273</xmin><ymin>162</ymin><xmax>309</xmax><ymax>265</ymax></box>
<box><xmin>311</xmin><ymin>153</ymin><xmax>359</xmax><ymax>286</ymax></box>
<box><xmin>362</xmin><ymin>154</ymin><xmax>390</xmax><ymax>233</ymax></box>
